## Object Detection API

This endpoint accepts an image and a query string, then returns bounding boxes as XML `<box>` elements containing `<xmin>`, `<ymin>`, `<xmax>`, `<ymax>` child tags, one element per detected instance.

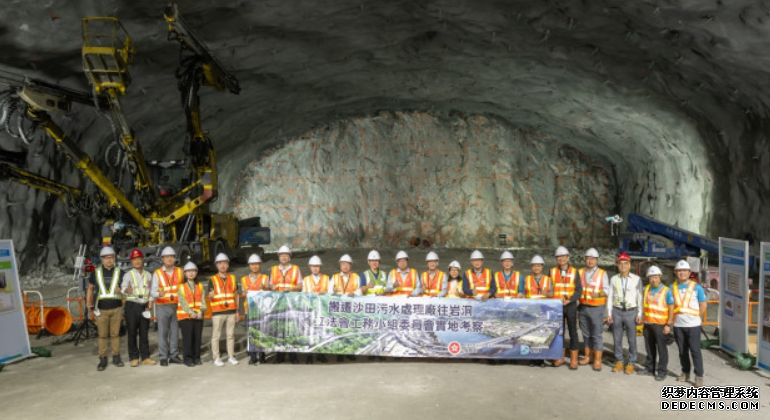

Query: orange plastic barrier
<box><xmin>749</xmin><ymin>301</ymin><xmax>759</xmax><ymax>328</ymax></box>
<box><xmin>702</xmin><ymin>300</ymin><xmax>719</xmax><ymax>326</ymax></box>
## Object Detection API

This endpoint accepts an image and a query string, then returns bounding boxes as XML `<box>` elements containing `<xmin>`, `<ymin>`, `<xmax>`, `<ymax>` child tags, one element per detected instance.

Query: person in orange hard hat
<box><xmin>121</xmin><ymin>249</ymin><xmax>155</xmax><ymax>367</ymax></box>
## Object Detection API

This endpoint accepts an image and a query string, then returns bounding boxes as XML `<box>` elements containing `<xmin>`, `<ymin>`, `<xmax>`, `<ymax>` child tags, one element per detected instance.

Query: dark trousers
<box><xmin>643</xmin><ymin>323</ymin><xmax>668</xmax><ymax>376</ymax></box>
<box><xmin>563</xmin><ymin>302</ymin><xmax>579</xmax><ymax>350</ymax></box>
<box><xmin>674</xmin><ymin>325</ymin><xmax>704</xmax><ymax>377</ymax></box>
<box><xmin>124</xmin><ymin>301</ymin><xmax>150</xmax><ymax>361</ymax></box>
<box><xmin>180</xmin><ymin>319</ymin><xmax>204</xmax><ymax>363</ymax></box>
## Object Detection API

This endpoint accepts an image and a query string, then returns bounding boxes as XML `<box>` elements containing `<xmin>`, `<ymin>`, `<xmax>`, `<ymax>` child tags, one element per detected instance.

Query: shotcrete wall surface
<box><xmin>232</xmin><ymin>112</ymin><xmax>614</xmax><ymax>251</ymax></box>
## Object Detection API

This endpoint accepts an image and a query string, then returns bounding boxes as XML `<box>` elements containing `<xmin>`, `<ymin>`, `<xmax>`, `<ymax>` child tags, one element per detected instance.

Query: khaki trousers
<box><xmin>97</xmin><ymin>306</ymin><xmax>123</xmax><ymax>357</ymax></box>
<box><xmin>211</xmin><ymin>313</ymin><xmax>236</xmax><ymax>360</ymax></box>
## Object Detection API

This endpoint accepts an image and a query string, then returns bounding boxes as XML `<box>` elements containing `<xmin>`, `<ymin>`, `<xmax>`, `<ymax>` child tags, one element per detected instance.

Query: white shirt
<box><xmin>606</xmin><ymin>273</ymin><xmax>643</xmax><ymax>317</ymax></box>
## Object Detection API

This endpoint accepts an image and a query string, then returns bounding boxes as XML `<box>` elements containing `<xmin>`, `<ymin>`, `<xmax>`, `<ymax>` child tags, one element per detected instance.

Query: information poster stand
<box><xmin>758</xmin><ymin>242</ymin><xmax>770</xmax><ymax>372</ymax></box>
<box><xmin>0</xmin><ymin>240</ymin><xmax>32</xmax><ymax>364</ymax></box>
<box><xmin>718</xmin><ymin>238</ymin><xmax>750</xmax><ymax>355</ymax></box>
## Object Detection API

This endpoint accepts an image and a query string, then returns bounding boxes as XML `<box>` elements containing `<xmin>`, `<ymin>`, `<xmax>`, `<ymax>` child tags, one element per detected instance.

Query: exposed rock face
<box><xmin>1</xmin><ymin>1</ymin><xmax>769</xmax><ymax>272</ymax></box>
<box><xmin>232</xmin><ymin>112</ymin><xmax>615</xmax><ymax>250</ymax></box>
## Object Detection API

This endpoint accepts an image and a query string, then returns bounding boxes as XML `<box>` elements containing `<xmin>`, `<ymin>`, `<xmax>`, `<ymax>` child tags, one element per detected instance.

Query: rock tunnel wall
<box><xmin>230</xmin><ymin>112</ymin><xmax>615</xmax><ymax>251</ymax></box>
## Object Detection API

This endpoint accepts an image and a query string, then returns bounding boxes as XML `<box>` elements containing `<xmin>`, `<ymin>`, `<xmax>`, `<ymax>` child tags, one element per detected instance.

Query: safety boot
<box><xmin>579</xmin><ymin>348</ymin><xmax>592</xmax><ymax>366</ymax></box>
<box><xmin>112</xmin><ymin>355</ymin><xmax>124</xmax><ymax>367</ymax></box>
<box><xmin>592</xmin><ymin>351</ymin><xmax>603</xmax><ymax>371</ymax></box>
<box><xmin>569</xmin><ymin>349</ymin><xmax>579</xmax><ymax>370</ymax></box>
<box><xmin>97</xmin><ymin>357</ymin><xmax>108</xmax><ymax>371</ymax></box>
<box><xmin>676</xmin><ymin>373</ymin><xmax>690</xmax><ymax>383</ymax></box>
<box><xmin>552</xmin><ymin>349</ymin><xmax>566</xmax><ymax>367</ymax></box>
<box><xmin>694</xmin><ymin>376</ymin><xmax>704</xmax><ymax>388</ymax></box>
<box><xmin>612</xmin><ymin>362</ymin><xmax>624</xmax><ymax>373</ymax></box>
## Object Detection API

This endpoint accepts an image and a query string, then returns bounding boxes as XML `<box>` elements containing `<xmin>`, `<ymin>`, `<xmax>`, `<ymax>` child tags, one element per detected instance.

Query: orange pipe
<box><xmin>24</xmin><ymin>305</ymin><xmax>73</xmax><ymax>335</ymax></box>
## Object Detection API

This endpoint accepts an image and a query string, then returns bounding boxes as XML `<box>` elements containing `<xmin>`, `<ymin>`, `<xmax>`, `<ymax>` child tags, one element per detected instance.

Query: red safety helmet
<box><xmin>130</xmin><ymin>249</ymin><xmax>144</xmax><ymax>259</ymax></box>
<box><xmin>617</xmin><ymin>253</ymin><xmax>631</xmax><ymax>262</ymax></box>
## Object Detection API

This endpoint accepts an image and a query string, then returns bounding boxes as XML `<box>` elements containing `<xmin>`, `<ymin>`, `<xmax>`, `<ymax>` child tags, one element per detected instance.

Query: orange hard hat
<box><xmin>617</xmin><ymin>253</ymin><xmax>631</xmax><ymax>262</ymax></box>
<box><xmin>130</xmin><ymin>249</ymin><xmax>144</xmax><ymax>259</ymax></box>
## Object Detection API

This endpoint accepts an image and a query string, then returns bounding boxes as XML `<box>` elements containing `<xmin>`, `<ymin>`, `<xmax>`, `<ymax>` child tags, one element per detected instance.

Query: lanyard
<box><xmin>621</xmin><ymin>276</ymin><xmax>628</xmax><ymax>308</ymax></box>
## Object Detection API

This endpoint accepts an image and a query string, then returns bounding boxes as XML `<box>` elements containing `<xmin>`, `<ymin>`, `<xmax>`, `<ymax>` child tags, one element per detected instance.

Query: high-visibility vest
<box><xmin>95</xmin><ymin>267</ymin><xmax>122</xmax><ymax>301</ymax></box>
<box><xmin>673</xmin><ymin>281</ymin><xmax>700</xmax><ymax>317</ymax></box>
<box><xmin>643</xmin><ymin>284</ymin><xmax>671</xmax><ymax>324</ymax></box>
<box><xmin>177</xmin><ymin>281</ymin><xmax>204</xmax><ymax>321</ymax></box>
<box><xmin>154</xmin><ymin>267</ymin><xmax>182</xmax><ymax>305</ymax></box>
<box><xmin>125</xmin><ymin>269</ymin><xmax>151</xmax><ymax>303</ymax></box>
<box><xmin>421</xmin><ymin>271</ymin><xmax>446</xmax><ymax>296</ymax></box>
<box><xmin>270</xmin><ymin>265</ymin><xmax>300</xmax><ymax>291</ymax></box>
<box><xmin>390</xmin><ymin>269</ymin><xmax>418</xmax><ymax>296</ymax></box>
<box><xmin>551</xmin><ymin>267</ymin><xmax>577</xmax><ymax>300</ymax></box>
<box><xmin>303</xmin><ymin>274</ymin><xmax>330</xmax><ymax>294</ymax></box>
<box><xmin>494</xmin><ymin>270</ymin><xmax>521</xmax><ymax>298</ymax></box>
<box><xmin>363</xmin><ymin>270</ymin><xmax>387</xmax><ymax>295</ymax></box>
<box><xmin>579</xmin><ymin>268</ymin><xmax>607</xmax><ymax>306</ymax></box>
<box><xmin>466</xmin><ymin>269</ymin><xmax>493</xmax><ymax>295</ymax></box>
<box><xmin>446</xmin><ymin>279</ymin><xmax>462</xmax><ymax>298</ymax></box>
<box><xmin>332</xmin><ymin>273</ymin><xmax>360</xmax><ymax>294</ymax></box>
<box><xmin>524</xmin><ymin>275</ymin><xmax>552</xmax><ymax>299</ymax></box>
<box><xmin>241</xmin><ymin>274</ymin><xmax>268</xmax><ymax>293</ymax></box>
<box><xmin>209</xmin><ymin>274</ymin><xmax>237</xmax><ymax>313</ymax></box>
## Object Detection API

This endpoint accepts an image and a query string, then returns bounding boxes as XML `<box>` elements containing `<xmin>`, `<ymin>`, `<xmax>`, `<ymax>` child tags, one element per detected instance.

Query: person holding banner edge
<box><xmin>360</xmin><ymin>250</ymin><xmax>387</xmax><ymax>295</ymax></box>
<box><xmin>241</xmin><ymin>254</ymin><xmax>269</xmax><ymax>365</ymax></box>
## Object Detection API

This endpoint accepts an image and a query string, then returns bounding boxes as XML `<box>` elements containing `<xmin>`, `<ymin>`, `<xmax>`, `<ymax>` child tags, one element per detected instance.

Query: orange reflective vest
<box><xmin>551</xmin><ymin>267</ymin><xmax>578</xmax><ymax>300</ymax></box>
<box><xmin>332</xmin><ymin>273</ymin><xmax>360</xmax><ymax>294</ymax></box>
<box><xmin>270</xmin><ymin>265</ymin><xmax>300</xmax><ymax>291</ymax></box>
<box><xmin>421</xmin><ymin>271</ymin><xmax>446</xmax><ymax>296</ymax></box>
<box><xmin>524</xmin><ymin>275</ymin><xmax>552</xmax><ymax>299</ymax></box>
<box><xmin>209</xmin><ymin>274</ymin><xmax>237</xmax><ymax>313</ymax></box>
<box><xmin>241</xmin><ymin>274</ymin><xmax>268</xmax><ymax>293</ymax></box>
<box><xmin>303</xmin><ymin>274</ymin><xmax>330</xmax><ymax>294</ymax></box>
<box><xmin>643</xmin><ymin>284</ymin><xmax>671</xmax><ymax>324</ymax></box>
<box><xmin>673</xmin><ymin>281</ymin><xmax>700</xmax><ymax>317</ymax></box>
<box><xmin>390</xmin><ymin>269</ymin><xmax>418</xmax><ymax>296</ymax></box>
<box><xmin>177</xmin><ymin>281</ymin><xmax>204</xmax><ymax>321</ymax></box>
<box><xmin>579</xmin><ymin>268</ymin><xmax>607</xmax><ymax>306</ymax></box>
<box><xmin>466</xmin><ymin>269</ymin><xmax>493</xmax><ymax>296</ymax></box>
<box><xmin>154</xmin><ymin>267</ymin><xmax>182</xmax><ymax>305</ymax></box>
<box><xmin>494</xmin><ymin>270</ymin><xmax>521</xmax><ymax>298</ymax></box>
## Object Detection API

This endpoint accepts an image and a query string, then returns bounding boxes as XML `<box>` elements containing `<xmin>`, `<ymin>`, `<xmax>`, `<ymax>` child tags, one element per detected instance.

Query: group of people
<box><xmin>85</xmin><ymin>243</ymin><xmax>708</xmax><ymax>387</ymax></box>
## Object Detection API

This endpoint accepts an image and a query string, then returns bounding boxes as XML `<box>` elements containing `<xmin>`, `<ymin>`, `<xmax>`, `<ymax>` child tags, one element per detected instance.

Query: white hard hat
<box><xmin>585</xmin><ymin>248</ymin><xmax>600</xmax><ymax>258</ymax></box>
<box><xmin>470</xmin><ymin>250</ymin><xmax>484</xmax><ymax>260</ymax></box>
<box><xmin>277</xmin><ymin>245</ymin><xmax>292</xmax><ymax>255</ymax></box>
<box><xmin>247</xmin><ymin>254</ymin><xmax>262</xmax><ymax>264</ymax></box>
<box><xmin>674</xmin><ymin>260</ymin><xmax>691</xmax><ymax>271</ymax></box>
<box><xmin>214</xmin><ymin>253</ymin><xmax>229</xmax><ymax>263</ymax></box>
<box><xmin>99</xmin><ymin>246</ymin><xmax>116</xmax><ymax>257</ymax></box>
<box><xmin>161</xmin><ymin>246</ymin><xmax>176</xmax><ymax>257</ymax></box>
<box><xmin>395</xmin><ymin>250</ymin><xmax>409</xmax><ymax>261</ymax></box>
<box><xmin>339</xmin><ymin>254</ymin><xmax>353</xmax><ymax>264</ymax></box>
<box><xmin>309</xmin><ymin>255</ymin><xmax>322</xmax><ymax>266</ymax></box>
<box><xmin>647</xmin><ymin>265</ymin><xmax>662</xmax><ymax>277</ymax></box>
<box><xmin>183</xmin><ymin>261</ymin><xmax>198</xmax><ymax>272</ymax></box>
<box><xmin>448</xmin><ymin>261</ymin><xmax>461</xmax><ymax>269</ymax></box>
<box><xmin>367</xmin><ymin>250</ymin><xmax>381</xmax><ymax>261</ymax></box>
<box><xmin>554</xmin><ymin>246</ymin><xmax>570</xmax><ymax>257</ymax></box>
<box><xmin>426</xmin><ymin>251</ymin><xmax>439</xmax><ymax>261</ymax></box>
<box><xmin>500</xmin><ymin>251</ymin><xmax>514</xmax><ymax>261</ymax></box>
<box><xmin>530</xmin><ymin>255</ymin><xmax>545</xmax><ymax>265</ymax></box>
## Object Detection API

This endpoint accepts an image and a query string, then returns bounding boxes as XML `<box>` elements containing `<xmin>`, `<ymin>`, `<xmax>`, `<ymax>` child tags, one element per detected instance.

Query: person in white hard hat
<box><xmin>462</xmin><ymin>250</ymin><xmax>497</xmax><ymax>301</ymax></box>
<box><xmin>521</xmin><ymin>255</ymin><xmax>552</xmax><ymax>367</ymax></box>
<box><xmin>177</xmin><ymin>262</ymin><xmax>206</xmax><ymax>367</ymax></box>
<box><xmin>269</xmin><ymin>245</ymin><xmax>302</xmax><ymax>292</ymax></box>
<box><xmin>385</xmin><ymin>251</ymin><xmax>420</xmax><ymax>297</ymax></box>
<box><xmin>519</xmin><ymin>255</ymin><xmax>552</xmax><ymax>299</ymax></box>
<box><xmin>446</xmin><ymin>261</ymin><xmax>463</xmax><ymax>298</ymax></box>
<box><xmin>577</xmin><ymin>247</ymin><xmax>610</xmax><ymax>371</ymax></box>
<box><xmin>333</xmin><ymin>254</ymin><xmax>361</xmax><ymax>297</ymax></box>
<box><xmin>87</xmin><ymin>246</ymin><xmax>125</xmax><ymax>371</ymax></box>
<box><xmin>241</xmin><ymin>254</ymin><xmax>269</xmax><ymax>365</ymax></box>
<box><xmin>550</xmin><ymin>246</ymin><xmax>583</xmax><ymax>369</ymax></box>
<box><xmin>638</xmin><ymin>265</ymin><xmax>674</xmax><ymax>382</ymax></box>
<box><xmin>208</xmin><ymin>253</ymin><xmax>239</xmax><ymax>367</ymax></box>
<box><xmin>304</xmin><ymin>256</ymin><xmax>331</xmax><ymax>294</ymax></box>
<box><xmin>421</xmin><ymin>252</ymin><xmax>447</xmax><ymax>297</ymax></box>
<box><xmin>121</xmin><ymin>249</ymin><xmax>155</xmax><ymax>367</ymax></box>
<box><xmin>150</xmin><ymin>246</ymin><xmax>183</xmax><ymax>366</ymax></box>
<box><xmin>360</xmin><ymin>250</ymin><xmax>387</xmax><ymax>296</ymax></box>
<box><xmin>671</xmin><ymin>259</ymin><xmax>707</xmax><ymax>387</ymax></box>
<box><xmin>303</xmin><ymin>255</ymin><xmax>331</xmax><ymax>364</ymax></box>
<box><xmin>493</xmin><ymin>251</ymin><xmax>521</xmax><ymax>299</ymax></box>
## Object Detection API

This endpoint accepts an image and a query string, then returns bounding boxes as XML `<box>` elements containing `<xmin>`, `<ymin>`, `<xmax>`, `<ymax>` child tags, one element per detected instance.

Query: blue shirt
<box><xmin>647</xmin><ymin>284</ymin><xmax>674</xmax><ymax>305</ymax></box>
<box><xmin>674</xmin><ymin>282</ymin><xmax>707</xmax><ymax>302</ymax></box>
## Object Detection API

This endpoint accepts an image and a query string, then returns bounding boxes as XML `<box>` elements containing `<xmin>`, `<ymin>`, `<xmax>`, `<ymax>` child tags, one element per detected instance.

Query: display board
<box><xmin>758</xmin><ymin>242</ymin><xmax>770</xmax><ymax>372</ymax></box>
<box><xmin>246</xmin><ymin>292</ymin><xmax>563</xmax><ymax>359</ymax></box>
<box><xmin>718</xmin><ymin>238</ymin><xmax>750</xmax><ymax>354</ymax></box>
<box><xmin>0</xmin><ymin>240</ymin><xmax>32</xmax><ymax>364</ymax></box>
